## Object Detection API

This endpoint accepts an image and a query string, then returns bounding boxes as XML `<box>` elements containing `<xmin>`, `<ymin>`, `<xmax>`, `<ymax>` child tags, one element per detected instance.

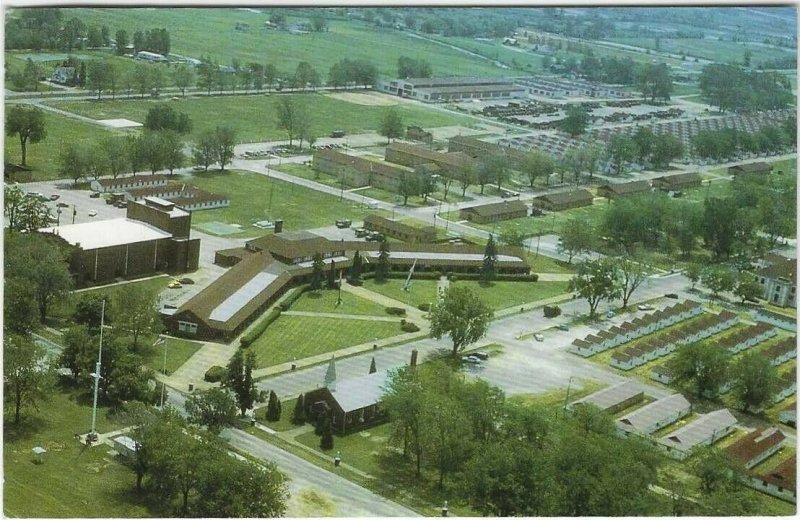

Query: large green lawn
<box><xmin>49</xmin><ymin>275</ymin><xmax>171</xmax><ymax>322</ymax></box>
<box><xmin>140</xmin><ymin>337</ymin><xmax>203</xmax><ymax>376</ymax></box>
<box><xmin>606</xmin><ymin>37</ymin><xmax>796</xmax><ymax>67</ymax></box>
<box><xmin>62</xmin><ymin>9</ymin><xmax>509</xmax><ymax>78</ymax></box>
<box><xmin>4</xmin><ymin>110</ymin><xmax>126</xmax><ymax>182</ymax></box>
<box><xmin>186</xmin><ymin>169</ymin><xmax>391</xmax><ymax>237</ymax></box>
<box><xmin>48</xmin><ymin>93</ymin><xmax>473</xmax><ymax>144</ymax></box>
<box><xmin>289</xmin><ymin>289</ymin><xmax>388</xmax><ymax>316</ymax></box>
<box><xmin>361</xmin><ymin>278</ymin><xmax>571</xmax><ymax>311</ymax></box>
<box><xmin>3</xmin><ymin>387</ymin><xmax>154</xmax><ymax>517</ymax></box>
<box><xmin>249</xmin><ymin>315</ymin><xmax>406</xmax><ymax>368</ymax></box>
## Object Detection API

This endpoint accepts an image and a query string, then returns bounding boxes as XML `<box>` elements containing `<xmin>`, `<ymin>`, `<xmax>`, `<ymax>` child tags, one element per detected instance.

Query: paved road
<box><xmin>220</xmin><ymin>428</ymin><xmax>420</xmax><ymax>517</ymax></box>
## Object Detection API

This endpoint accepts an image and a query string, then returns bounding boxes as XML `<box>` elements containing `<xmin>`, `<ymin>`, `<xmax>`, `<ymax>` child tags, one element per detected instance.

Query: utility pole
<box><xmin>562</xmin><ymin>376</ymin><xmax>575</xmax><ymax>418</ymax></box>
<box><xmin>89</xmin><ymin>300</ymin><xmax>106</xmax><ymax>442</ymax></box>
<box><xmin>160</xmin><ymin>336</ymin><xmax>169</xmax><ymax>407</ymax></box>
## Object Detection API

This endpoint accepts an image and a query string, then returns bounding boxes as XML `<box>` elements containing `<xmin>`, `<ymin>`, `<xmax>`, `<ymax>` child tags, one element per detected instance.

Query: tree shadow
<box><xmin>3</xmin><ymin>415</ymin><xmax>48</xmax><ymax>443</ymax></box>
<box><xmin>306</xmin><ymin>291</ymin><xmax>323</xmax><ymax>299</ymax></box>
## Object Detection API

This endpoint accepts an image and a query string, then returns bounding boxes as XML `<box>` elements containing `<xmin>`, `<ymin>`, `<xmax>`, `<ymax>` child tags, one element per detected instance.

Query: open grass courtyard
<box><xmin>186</xmin><ymin>169</ymin><xmax>391</xmax><ymax>237</ymax></box>
<box><xmin>3</xmin><ymin>386</ymin><xmax>154</xmax><ymax>518</ymax></box>
<box><xmin>289</xmin><ymin>289</ymin><xmax>389</xmax><ymax>316</ymax></box>
<box><xmin>249</xmin><ymin>315</ymin><xmax>406</xmax><ymax>368</ymax></box>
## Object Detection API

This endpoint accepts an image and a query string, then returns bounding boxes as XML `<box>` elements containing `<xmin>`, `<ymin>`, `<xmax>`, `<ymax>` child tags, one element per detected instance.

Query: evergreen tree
<box><xmin>266</xmin><ymin>390</ymin><xmax>281</xmax><ymax>422</ymax></box>
<box><xmin>369</xmin><ymin>357</ymin><xmax>377</xmax><ymax>374</ymax></box>
<box><xmin>223</xmin><ymin>349</ymin><xmax>258</xmax><ymax>416</ymax></box>
<box><xmin>376</xmin><ymin>240</ymin><xmax>390</xmax><ymax>282</ymax></box>
<box><xmin>310</xmin><ymin>253</ymin><xmax>324</xmax><ymax>291</ymax></box>
<box><xmin>327</xmin><ymin>261</ymin><xmax>336</xmax><ymax>290</ymax></box>
<box><xmin>481</xmin><ymin>235</ymin><xmax>498</xmax><ymax>284</ymax></box>
<box><xmin>292</xmin><ymin>394</ymin><xmax>306</xmax><ymax>425</ymax></box>
<box><xmin>350</xmin><ymin>250</ymin><xmax>363</xmax><ymax>282</ymax></box>
<box><xmin>320</xmin><ymin>417</ymin><xmax>334</xmax><ymax>450</ymax></box>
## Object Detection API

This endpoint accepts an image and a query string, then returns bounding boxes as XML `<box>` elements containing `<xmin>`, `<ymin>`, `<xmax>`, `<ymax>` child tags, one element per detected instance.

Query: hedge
<box><xmin>385</xmin><ymin>307</ymin><xmax>407</xmax><ymax>316</ymax></box>
<box><xmin>401</xmin><ymin>321</ymin><xmax>420</xmax><ymax>333</ymax></box>
<box><xmin>204</xmin><ymin>365</ymin><xmax>227</xmax><ymax>383</ymax></box>
<box><xmin>240</xmin><ymin>308</ymin><xmax>282</xmax><ymax>347</ymax></box>
<box><xmin>543</xmin><ymin>305</ymin><xmax>562</xmax><ymax>318</ymax></box>
<box><xmin>278</xmin><ymin>286</ymin><xmax>308</xmax><ymax>311</ymax></box>
<box><xmin>418</xmin><ymin>302</ymin><xmax>431</xmax><ymax>312</ymax></box>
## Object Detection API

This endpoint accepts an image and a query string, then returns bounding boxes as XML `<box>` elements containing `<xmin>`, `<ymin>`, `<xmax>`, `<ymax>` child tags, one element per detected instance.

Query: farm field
<box><xmin>55</xmin><ymin>8</ymin><xmax>510</xmax><ymax>78</ymax></box>
<box><xmin>605</xmin><ymin>37</ymin><xmax>796</xmax><ymax>67</ymax></box>
<box><xmin>47</xmin><ymin>93</ymin><xmax>475</xmax><ymax>143</ymax></box>
<box><xmin>248</xmin><ymin>315</ymin><xmax>405</xmax><ymax>368</ymax></box>
<box><xmin>3</xmin><ymin>110</ymin><xmax>126</xmax><ymax>182</ymax></box>
<box><xmin>185</xmin><ymin>169</ymin><xmax>391</xmax><ymax>238</ymax></box>
<box><xmin>3</xmin><ymin>387</ymin><xmax>153</xmax><ymax>518</ymax></box>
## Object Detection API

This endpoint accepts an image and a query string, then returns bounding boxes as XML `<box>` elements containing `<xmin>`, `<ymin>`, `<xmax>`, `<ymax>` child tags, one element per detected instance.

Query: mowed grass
<box><xmin>361</xmin><ymin>278</ymin><xmax>571</xmax><ymax>311</ymax></box>
<box><xmin>607</xmin><ymin>37</ymin><xmax>796</xmax><ymax>66</ymax></box>
<box><xmin>3</xmin><ymin>387</ymin><xmax>153</xmax><ymax>518</ymax></box>
<box><xmin>66</xmin><ymin>8</ymin><xmax>509</xmax><ymax>78</ymax></box>
<box><xmin>50</xmin><ymin>275</ymin><xmax>171</xmax><ymax>322</ymax></box>
<box><xmin>139</xmin><ymin>337</ymin><xmax>203</xmax><ymax>375</ymax></box>
<box><xmin>289</xmin><ymin>289</ymin><xmax>389</xmax><ymax>316</ymax></box>
<box><xmin>249</xmin><ymin>315</ymin><xmax>406</xmax><ymax>368</ymax></box>
<box><xmin>49</xmin><ymin>93</ymin><xmax>473</xmax><ymax>144</ymax></box>
<box><xmin>3</xmin><ymin>110</ymin><xmax>126</xmax><ymax>182</ymax></box>
<box><xmin>185</xmin><ymin>169</ymin><xmax>391</xmax><ymax>237</ymax></box>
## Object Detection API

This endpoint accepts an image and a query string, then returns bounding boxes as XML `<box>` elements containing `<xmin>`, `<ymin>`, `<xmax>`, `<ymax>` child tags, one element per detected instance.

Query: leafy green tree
<box><xmin>114</xmin><ymin>285</ymin><xmax>159</xmax><ymax>351</ymax></box>
<box><xmin>397</xmin><ymin>56</ymin><xmax>432</xmax><ymax>78</ymax></box>
<box><xmin>638</xmin><ymin>62</ymin><xmax>673</xmax><ymax>103</ymax></box>
<box><xmin>73</xmin><ymin>292</ymin><xmax>110</xmax><ymax>332</ymax></box>
<box><xmin>731</xmin><ymin>352</ymin><xmax>777</xmax><ymax>411</ymax></box>
<box><xmin>702</xmin><ymin>197</ymin><xmax>740</xmax><ymax>260</ymax></box>
<box><xmin>114</xmin><ymin>29</ymin><xmax>128</xmax><ymax>55</ymax></box>
<box><xmin>192</xmin><ymin>130</ymin><xmax>217</xmax><ymax>171</ymax></box>
<box><xmin>293</xmin><ymin>61</ymin><xmax>319</xmax><ymax>90</ymax></box>
<box><xmin>420</xmin><ymin>392</ymin><xmax>473</xmax><ymax>488</ymax></box>
<box><xmin>6</xmin><ymin>105</ymin><xmax>46</xmax><ymax>166</ymax></box>
<box><xmin>481</xmin><ymin>234</ymin><xmax>498</xmax><ymax>283</ymax></box>
<box><xmin>652</xmin><ymin>134</ymin><xmax>684</xmax><ymax>168</ymax></box>
<box><xmin>140</xmin><ymin>131</ymin><xmax>166</xmax><ymax>174</ymax></box>
<box><xmin>383</xmin><ymin>365</ymin><xmax>425</xmax><ymax>475</ymax></box>
<box><xmin>4</xmin><ymin>277</ymin><xmax>38</xmax><ymax>335</ymax></box>
<box><xmin>161</xmin><ymin>130</ymin><xmax>185</xmax><ymax>175</ymax></box>
<box><xmin>4</xmin><ymin>334</ymin><xmax>52</xmax><ymax>424</ymax></box>
<box><xmin>100</xmin><ymin>136</ymin><xmax>130</xmax><ymax>179</ymax></box>
<box><xmin>275</xmin><ymin>96</ymin><xmax>308</xmax><ymax>147</ymax></box>
<box><xmin>429</xmin><ymin>286</ymin><xmax>493</xmax><ymax>356</ymax></box>
<box><xmin>398</xmin><ymin>172</ymin><xmax>420</xmax><ymax>205</ymax></box>
<box><xmin>224</xmin><ymin>349</ymin><xmax>258</xmax><ymax>416</ymax></box>
<box><xmin>4</xmin><ymin>183</ymin><xmax>52</xmax><ymax>233</ymax></box>
<box><xmin>561</xmin><ymin>104</ymin><xmax>589</xmax><ymax>137</ymax></box>
<box><xmin>319</xmin><ymin>417</ymin><xmax>334</xmax><ymax>450</ymax></box>
<box><xmin>632</xmin><ymin>127</ymin><xmax>655</xmax><ymax>163</ymax></box>
<box><xmin>87</xmin><ymin>59</ymin><xmax>112</xmax><ymax>99</ymax></box>
<box><xmin>671</xmin><ymin>342</ymin><xmax>730</xmax><ymax>398</ymax></box>
<box><xmin>59</xmin><ymin>325</ymin><xmax>95</xmax><ymax>379</ymax></box>
<box><xmin>172</xmin><ymin>65</ymin><xmax>194</xmax><ymax>96</ymax></box>
<box><xmin>569</xmin><ymin>259</ymin><xmax>621</xmax><ymax>317</ymax></box>
<box><xmin>499</xmin><ymin>228</ymin><xmax>525</xmax><ymax>247</ymax></box>
<box><xmin>615</xmin><ymin>255</ymin><xmax>649</xmax><ymax>309</ymax></box>
<box><xmin>310</xmin><ymin>253</ymin><xmax>325</xmax><ymax>291</ymax></box>
<box><xmin>144</xmin><ymin>104</ymin><xmax>192</xmax><ymax>134</ymax></box>
<box><xmin>5</xmin><ymin>233</ymin><xmax>72</xmax><ymax>321</ymax></box>
<box><xmin>379</xmin><ymin>107</ymin><xmax>404</xmax><ymax>144</ymax></box>
<box><xmin>685</xmin><ymin>263</ymin><xmax>703</xmax><ymax>290</ymax></box>
<box><xmin>350</xmin><ymin>250</ymin><xmax>363</xmax><ymax>282</ymax></box>
<box><xmin>186</xmin><ymin>388</ymin><xmax>237</xmax><ymax>434</ymax></box>
<box><xmin>733</xmin><ymin>273</ymin><xmax>762</xmax><ymax>303</ymax></box>
<box><xmin>608</xmin><ymin>134</ymin><xmax>637</xmax><ymax>174</ymax></box>
<box><xmin>558</xmin><ymin>218</ymin><xmax>594</xmax><ymax>263</ymax></box>
<box><xmin>572</xmin><ymin>402</ymin><xmax>616</xmax><ymax>435</ymax></box>
<box><xmin>700</xmin><ymin>265</ymin><xmax>736</xmax><ymax>299</ymax></box>
<box><xmin>292</xmin><ymin>394</ymin><xmax>306</xmax><ymax>425</ymax></box>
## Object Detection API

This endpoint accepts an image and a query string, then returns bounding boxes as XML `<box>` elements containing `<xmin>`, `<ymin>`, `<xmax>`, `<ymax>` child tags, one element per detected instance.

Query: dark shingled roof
<box><xmin>725</xmin><ymin>427</ymin><xmax>785</xmax><ymax>466</ymax></box>
<box><xmin>756</xmin><ymin>255</ymin><xmax>796</xmax><ymax>285</ymax></box>
<box><xmin>533</xmin><ymin>189</ymin><xmax>594</xmax><ymax>206</ymax></box>
<box><xmin>755</xmin><ymin>456</ymin><xmax>796</xmax><ymax>490</ymax></box>
<box><xmin>598</xmin><ymin>180</ymin><xmax>651</xmax><ymax>196</ymax></box>
<box><xmin>652</xmin><ymin>172</ymin><xmax>702</xmax><ymax>187</ymax></box>
<box><xmin>461</xmin><ymin>200</ymin><xmax>528</xmax><ymax>218</ymax></box>
<box><xmin>729</xmin><ymin>162</ymin><xmax>772</xmax><ymax>174</ymax></box>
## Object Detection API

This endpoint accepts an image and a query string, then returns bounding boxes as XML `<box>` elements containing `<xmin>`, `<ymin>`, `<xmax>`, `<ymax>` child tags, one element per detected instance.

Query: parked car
<box><xmin>88</xmin><ymin>210</ymin><xmax>97</xmax><ymax>217</ymax></box>
<box><xmin>49</xmin><ymin>194</ymin><xmax>60</xmax><ymax>201</ymax></box>
<box><xmin>534</xmin><ymin>333</ymin><xmax>544</xmax><ymax>342</ymax></box>
<box><xmin>178</xmin><ymin>278</ymin><xmax>195</xmax><ymax>285</ymax></box>
<box><xmin>637</xmin><ymin>304</ymin><xmax>654</xmax><ymax>311</ymax></box>
<box><xmin>557</xmin><ymin>324</ymin><xmax>569</xmax><ymax>331</ymax></box>
<box><xmin>354</xmin><ymin>228</ymin><xmax>369</xmax><ymax>238</ymax></box>
<box><xmin>330</xmin><ymin>130</ymin><xmax>346</xmax><ymax>138</ymax></box>
<box><xmin>472</xmin><ymin>352</ymin><xmax>489</xmax><ymax>361</ymax></box>
<box><xmin>89</xmin><ymin>192</ymin><xmax>101</xmax><ymax>198</ymax></box>
<box><xmin>56</xmin><ymin>202</ymin><xmax>69</xmax><ymax>208</ymax></box>
<box><xmin>168</xmin><ymin>280</ymin><xmax>182</xmax><ymax>289</ymax></box>
<box><xmin>462</xmin><ymin>355</ymin><xmax>482</xmax><ymax>364</ymax></box>
<box><xmin>665</xmin><ymin>293</ymin><xmax>679</xmax><ymax>299</ymax></box>
<box><xmin>366</xmin><ymin>232</ymin><xmax>384</xmax><ymax>242</ymax></box>
<box><xmin>335</xmin><ymin>219</ymin><xmax>352</xmax><ymax>229</ymax></box>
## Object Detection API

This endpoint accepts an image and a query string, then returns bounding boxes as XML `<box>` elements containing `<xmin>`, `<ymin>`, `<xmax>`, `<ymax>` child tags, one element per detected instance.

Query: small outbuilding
<box><xmin>596</xmin><ymin>180</ymin><xmax>651</xmax><ymax>199</ymax></box>
<box><xmin>728</xmin><ymin>162</ymin><xmax>772</xmax><ymax>176</ymax></box>
<box><xmin>725</xmin><ymin>426</ymin><xmax>785</xmax><ymax>469</ymax></box>
<box><xmin>567</xmin><ymin>380</ymin><xmax>644</xmax><ymax>414</ymax></box>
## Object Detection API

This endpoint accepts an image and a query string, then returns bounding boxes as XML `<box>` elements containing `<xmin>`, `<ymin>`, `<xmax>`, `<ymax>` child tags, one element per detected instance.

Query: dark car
<box><xmin>330</xmin><ymin>130</ymin><xmax>346</xmax><ymax>138</ymax></box>
<box><xmin>49</xmin><ymin>194</ymin><xmax>60</xmax><ymax>201</ymax></box>
<box><xmin>90</xmin><ymin>192</ymin><xmax>101</xmax><ymax>198</ymax></box>
<box><xmin>335</xmin><ymin>219</ymin><xmax>352</xmax><ymax>229</ymax></box>
<box><xmin>471</xmin><ymin>352</ymin><xmax>489</xmax><ymax>361</ymax></box>
<box><xmin>56</xmin><ymin>202</ymin><xmax>69</xmax><ymax>208</ymax></box>
<box><xmin>354</xmin><ymin>228</ymin><xmax>369</xmax><ymax>238</ymax></box>
<box><xmin>178</xmin><ymin>278</ymin><xmax>195</xmax><ymax>285</ymax></box>
<box><xmin>665</xmin><ymin>293</ymin><xmax>679</xmax><ymax>299</ymax></box>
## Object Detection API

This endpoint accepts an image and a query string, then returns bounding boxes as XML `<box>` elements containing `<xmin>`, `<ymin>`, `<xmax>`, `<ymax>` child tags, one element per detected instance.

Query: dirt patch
<box><xmin>291</xmin><ymin>488</ymin><xmax>337</xmax><ymax>517</ymax></box>
<box><xmin>325</xmin><ymin>91</ymin><xmax>404</xmax><ymax>106</ymax></box>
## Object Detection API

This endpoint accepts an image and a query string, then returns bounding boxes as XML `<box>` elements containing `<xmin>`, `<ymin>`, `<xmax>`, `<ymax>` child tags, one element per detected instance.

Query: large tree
<box><xmin>4</xmin><ymin>184</ymin><xmax>52</xmax><ymax>233</ymax></box>
<box><xmin>569</xmin><ymin>259</ymin><xmax>621</xmax><ymax>317</ymax></box>
<box><xmin>173</xmin><ymin>65</ymin><xmax>195</xmax><ymax>96</ymax></box>
<box><xmin>100</xmin><ymin>135</ymin><xmax>130</xmax><ymax>179</ymax></box>
<box><xmin>671</xmin><ymin>342</ymin><xmax>730</xmax><ymax>398</ymax></box>
<box><xmin>481</xmin><ymin>234</ymin><xmax>498</xmax><ymax>283</ymax></box>
<box><xmin>615</xmin><ymin>255</ymin><xmax>649</xmax><ymax>309</ymax></box>
<box><xmin>607</xmin><ymin>134</ymin><xmax>637</xmax><ymax>174</ymax></box>
<box><xmin>379</xmin><ymin>107</ymin><xmax>404</xmax><ymax>144</ymax></box>
<box><xmin>275</xmin><ymin>96</ymin><xmax>308</xmax><ymax>147</ymax></box>
<box><xmin>186</xmin><ymin>388</ymin><xmax>238</xmax><ymax>434</ymax></box>
<box><xmin>521</xmin><ymin>150</ymin><xmax>555</xmax><ymax>188</ymax></box>
<box><xmin>4</xmin><ymin>334</ymin><xmax>52</xmax><ymax>424</ymax></box>
<box><xmin>114</xmin><ymin>285</ymin><xmax>159</xmax><ymax>351</ymax></box>
<box><xmin>224</xmin><ymin>348</ymin><xmax>259</xmax><ymax>416</ymax></box>
<box><xmin>731</xmin><ymin>352</ymin><xmax>778</xmax><ymax>412</ymax></box>
<box><xmin>558</xmin><ymin>218</ymin><xmax>595</xmax><ymax>263</ymax></box>
<box><xmin>6</xmin><ymin>105</ymin><xmax>46</xmax><ymax>166</ymax></box>
<box><xmin>561</xmin><ymin>104</ymin><xmax>589</xmax><ymax>137</ymax></box>
<box><xmin>429</xmin><ymin>286</ymin><xmax>493</xmax><ymax>356</ymax></box>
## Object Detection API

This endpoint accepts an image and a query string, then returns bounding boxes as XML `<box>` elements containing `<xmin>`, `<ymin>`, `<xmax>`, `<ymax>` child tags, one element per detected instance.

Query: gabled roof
<box><xmin>95</xmin><ymin>174</ymin><xmax>171</xmax><ymax>187</ymax></box>
<box><xmin>729</xmin><ymin>162</ymin><xmax>772</xmax><ymax>173</ymax></box>
<box><xmin>570</xmin><ymin>380</ymin><xmax>643</xmax><ymax>411</ymax></box>
<box><xmin>755</xmin><ymin>456</ymin><xmax>796</xmax><ymax>490</ymax></box>
<box><xmin>756</xmin><ymin>256</ymin><xmax>796</xmax><ymax>285</ymax></box>
<box><xmin>461</xmin><ymin>200</ymin><xmax>528</xmax><ymax>218</ymax></box>
<box><xmin>598</xmin><ymin>180</ymin><xmax>651</xmax><ymax>195</ymax></box>
<box><xmin>617</xmin><ymin>393</ymin><xmax>691</xmax><ymax>434</ymax></box>
<box><xmin>533</xmin><ymin>189</ymin><xmax>594</xmax><ymax>206</ymax></box>
<box><xmin>659</xmin><ymin>408</ymin><xmax>738</xmax><ymax>452</ymax></box>
<box><xmin>725</xmin><ymin>427</ymin><xmax>785</xmax><ymax>466</ymax></box>
<box><xmin>329</xmin><ymin>370</ymin><xmax>390</xmax><ymax>413</ymax></box>
<box><xmin>248</xmin><ymin>231</ymin><xmax>338</xmax><ymax>260</ymax></box>
<box><xmin>653</xmin><ymin>172</ymin><xmax>702</xmax><ymax>187</ymax></box>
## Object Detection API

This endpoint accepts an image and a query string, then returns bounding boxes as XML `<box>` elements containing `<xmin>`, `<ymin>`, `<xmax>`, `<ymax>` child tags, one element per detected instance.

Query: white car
<box><xmin>533</xmin><ymin>333</ymin><xmax>544</xmax><ymax>342</ymax></box>
<box><xmin>637</xmin><ymin>304</ymin><xmax>654</xmax><ymax>311</ymax></box>
<box><xmin>462</xmin><ymin>355</ymin><xmax>482</xmax><ymax>364</ymax></box>
<box><xmin>88</xmin><ymin>210</ymin><xmax>97</xmax><ymax>217</ymax></box>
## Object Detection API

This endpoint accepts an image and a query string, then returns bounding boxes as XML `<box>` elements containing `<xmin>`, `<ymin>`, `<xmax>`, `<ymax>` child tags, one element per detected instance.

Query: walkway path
<box><xmin>281</xmin><ymin>310</ymin><xmax>400</xmax><ymax>322</ymax></box>
<box><xmin>160</xmin><ymin>341</ymin><xmax>234</xmax><ymax>392</ymax></box>
<box><xmin>340</xmin><ymin>281</ymin><xmax>427</xmax><ymax>322</ymax></box>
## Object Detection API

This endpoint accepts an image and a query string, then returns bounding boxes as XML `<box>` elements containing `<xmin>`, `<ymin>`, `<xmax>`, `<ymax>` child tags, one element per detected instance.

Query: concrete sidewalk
<box><xmin>161</xmin><ymin>340</ymin><xmax>236</xmax><ymax>392</ymax></box>
<box><xmin>281</xmin><ymin>310</ymin><xmax>400</xmax><ymax>322</ymax></box>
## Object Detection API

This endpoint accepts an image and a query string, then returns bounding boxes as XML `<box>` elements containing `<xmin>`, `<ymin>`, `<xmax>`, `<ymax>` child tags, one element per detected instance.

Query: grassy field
<box><xmin>606</xmin><ymin>37</ymin><xmax>796</xmax><ymax>67</ymax></box>
<box><xmin>249</xmin><ymin>315</ymin><xmax>406</xmax><ymax>368</ymax></box>
<box><xmin>289</xmin><ymin>289</ymin><xmax>388</xmax><ymax>316</ymax></box>
<box><xmin>139</xmin><ymin>337</ymin><xmax>203</xmax><ymax>375</ymax></box>
<box><xmin>48</xmin><ymin>92</ymin><xmax>474</xmax><ymax>144</ymax></box>
<box><xmin>4</xmin><ymin>110</ymin><xmax>127</xmax><ymax>182</ymax></box>
<box><xmin>3</xmin><ymin>386</ymin><xmax>153</xmax><ymax>517</ymax></box>
<box><xmin>524</xmin><ymin>252</ymin><xmax>577</xmax><ymax>274</ymax></box>
<box><xmin>49</xmin><ymin>275</ymin><xmax>171</xmax><ymax>322</ymax></box>
<box><xmin>362</xmin><ymin>278</ymin><xmax>571</xmax><ymax>311</ymax></box>
<box><xmin>63</xmin><ymin>9</ymin><xmax>510</xmax><ymax>78</ymax></box>
<box><xmin>185</xmin><ymin>169</ymin><xmax>391</xmax><ymax>237</ymax></box>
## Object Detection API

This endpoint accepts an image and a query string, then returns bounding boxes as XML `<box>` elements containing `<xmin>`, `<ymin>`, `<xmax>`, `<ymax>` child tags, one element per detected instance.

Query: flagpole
<box><xmin>337</xmin><ymin>270</ymin><xmax>343</xmax><ymax>306</ymax></box>
<box><xmin>160</xmin><ymin>335</ymin><xmax>168</xmax><ymax>407</ymax></box>
<box><xmin>89</xmin><ymin>300</ymin><xmax>105</xmax><ymax>441</ymax></box>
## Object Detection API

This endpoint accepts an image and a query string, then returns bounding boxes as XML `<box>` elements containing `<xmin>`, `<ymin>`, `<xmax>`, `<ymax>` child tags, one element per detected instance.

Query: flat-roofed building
<box><xmin>616</xmin><ymin>393</ymin><xmax>692</xmax><ymax>436</ymax></box>
<box><xmin>39</xmin><ymin>197</ymin><xmax>199</xmax><ymax>287</ymax></box>
<box><xmin>363</xmin><ymin>215</ymin><xmax>436</xmax><ymax>243</ymax></box>
<box><xmin>90</xmin><ymin>174</ymin><xmax>171</xmax><ymax>193</ymax></box>
<box><xmin>658</xmin><ymin>409</ymin><xmax>738</xmax><ymax>460</ymax></box>
<box><xmin>312</xmin><ymin>149</ymin><xmax>426</xmax><ymax>191</ymax></box>
<box><xmin>384</xmin><ymin>142</ymin><xmax>474</xmax><ymax>177</ymax></box>
<box><xmin>567</xmin><ymin>380</ymin><xmax>644</xmax><ymax>414</ymax></box>
<box><xmin>376</xmin><ymin>76</ymin><xmax>524</xmax><ymax>103</ymax></box>
<box><xmin>459</xmin><ymin>200</ymin><xmax>528</xmax><ymax>224</ymax></box>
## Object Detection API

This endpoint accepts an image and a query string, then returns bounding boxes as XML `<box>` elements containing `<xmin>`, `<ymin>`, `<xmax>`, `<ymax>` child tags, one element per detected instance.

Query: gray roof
<box><xmin>570</xmin><ymin>380</ymin><xmax>643</xmax><ymax>412</ymax></box>
<box><xmin>39</xmin><ymin>218</ymin><xmax>172</xmax><ymax>250</ymax></box>
<box><xmin>617</xmin><ymin>394</ymin><xmax>691</xmax><ymax>434</ymax></box>
<box><xmin>658</xmin><ymin>408</ymin><xmax>738</xmax><ymax>452</ymax></box>
<box><xmin>330</xmin><ymin>370</ymin><xmax>390</xmax><ymax>413</ymax></box>
<box><xmin>209</xmin><ymin>271</ymin><xmax>279</xmax><ymax>322</ymax></box>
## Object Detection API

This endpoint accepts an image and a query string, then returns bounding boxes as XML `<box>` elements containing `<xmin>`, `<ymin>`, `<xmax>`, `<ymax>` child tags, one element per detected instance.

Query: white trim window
<box><xmin>178</xmin><ymin>321</ymin><xmax>198</xmax><ymax>334</ymax></box>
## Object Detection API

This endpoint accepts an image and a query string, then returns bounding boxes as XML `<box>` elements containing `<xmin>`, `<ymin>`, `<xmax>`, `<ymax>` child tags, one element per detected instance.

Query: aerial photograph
<box><xmin>2</xmin><ymin>2</ymin><xmax>797</xmax><ymax>517</ymax></box>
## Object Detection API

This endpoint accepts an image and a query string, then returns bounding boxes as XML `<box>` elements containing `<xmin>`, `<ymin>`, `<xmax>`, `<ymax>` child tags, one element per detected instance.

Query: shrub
<box><xmin>385</xmin><ymin>307</ymin><xmax>407</xmax><ymax>316</ymax></box>
<box><xmin>448</xmin><ymin>273</ymin><xmax>540</xmax><ymax>282</ymax></box>
<box><xmin>278</xmin><ymin>287</ymin><xmax>307</xmax><ymax>311</ymax></box>
<box><xmin>543</xmin><ymin>305</ymin><xmax>562</xmax><ymax>318</ymax></box>
<box><xmin>418</xmin><ymin>302</ymin><xmax>431</xmax><ymax>311</ymax></box>
<box><xmin>240</xmin><ymin>308</ymin><xmax>282</xmax><ymax>347</ymax></box>
<box><xmin>401</xmin><ymin>321</ymin><xmax>420</xmax><ymax>332</ymax></box>
<box><xmin>204</xmin><ymin>365</ymin><xmax>227</xmax><ymax>383</ymax></box>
